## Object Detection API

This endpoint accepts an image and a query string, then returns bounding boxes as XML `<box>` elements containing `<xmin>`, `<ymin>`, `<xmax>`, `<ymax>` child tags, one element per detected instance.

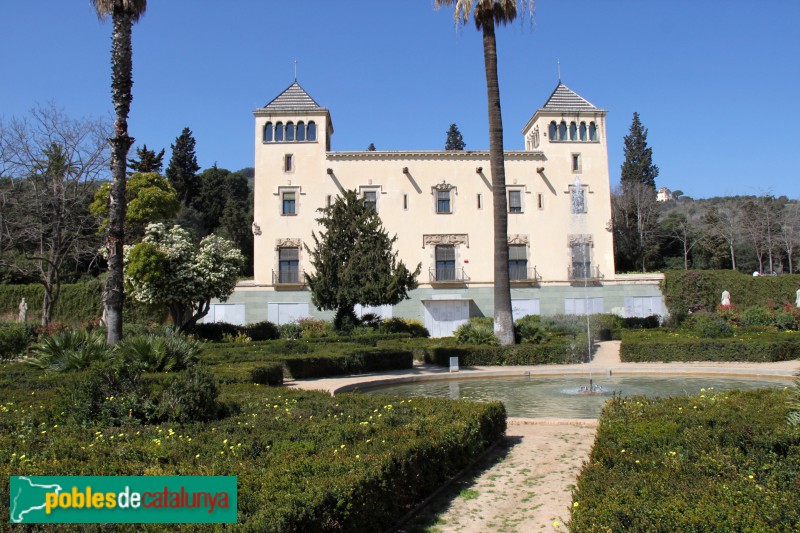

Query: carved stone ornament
<box><xmin>423</xmin><ymin>234</ymin><xmax>468</xmax><ymax>247</ymax></box>
<box><xmin>568</xmin><ymin>234</ymin><xmax>593</xmax><ymax>246</ymax></box>
<box><xmin>432</xmin><ymin>180</ymin><xmax>456</xmax><ymax>193</ymax></box>
<box><xmin>605</xmin><ymin>219</ymin><xmax>613</xmax><ymax>232</ymax></box>
<box><xmin>275</xmin><ymin>238</ymin><xmax>302</xmax><ymax>248</ymax></box>
<box><xmin>507</xmin><ymin>234</ymin><xmax>529</xmax><ymax>245</ymax></box>
<box><xmin>252</xmin><ymin>222</ymin><xmax>262</xmax><ymax>236</ymax></box>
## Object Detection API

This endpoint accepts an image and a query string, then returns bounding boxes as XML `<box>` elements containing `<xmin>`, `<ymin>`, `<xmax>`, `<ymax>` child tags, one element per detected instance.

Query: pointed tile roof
<box><xmin>262</xmin><ymin>81</ymin><xmax>322</xmax><ymax>111</ymax></box>
<box><xmin>540</xmin><ymin>82</ymin><xmax>600</xmax><ymax>112</ymax></box>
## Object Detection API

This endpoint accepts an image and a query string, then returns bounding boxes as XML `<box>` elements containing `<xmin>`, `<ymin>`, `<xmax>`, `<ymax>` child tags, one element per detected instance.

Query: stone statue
<box><xmin>796</xmin><ymin>288</ymin><xmax>800</xmax><ymax>309</ymax></box>
<box><xmin>721</xmin><ymin>290</ymin><xmax>731</xmax><ymax>306</ymax></box>
<box><xmin>18</xmin><ymin>298</ymin><xmax>28</xmax><ymax>323</ymax></box>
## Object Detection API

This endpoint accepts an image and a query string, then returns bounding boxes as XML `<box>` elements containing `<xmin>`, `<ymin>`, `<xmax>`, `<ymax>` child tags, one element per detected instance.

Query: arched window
<box><xmin>264</xmin><ymin>122</ymin><xmax>273</xmax><ymax>142</ymax></box>
<box><xmin>569</xmin><ymin>122</ymin><xmax>577</xmax><ymax>141</ymax></box>
<box><xmin>589</xmin><ymin>122</ymin><xmax>597</xmax><ymax>141</ymax></box>
<box><xmin>296</xmin><ymin>121</ymin><xmax>305</xmax><ymax>141</ymax></box>
<box><xmin>307</xmin><ymin>121</ymin><xmax>317</xmax><ymax>141</ymax></box>
<box><xmin>275</xmin><ymin>122</ymin><xmax>284</xmax><ymax>142</ymax></box>
<box><xmin>579</xmin><ymin>122</ymin><xmax>587</xmax><ymax>141</ymax></box>
<box><xmin>558</xmin><ymin>121</ymin><xmax>567</xmax><ymax>141</ymax></box>
<box><xmin>286</xmin><ymin>121</ymin><xmax>295</xmax><ymax>142</ymax></box>
<box><xmin>548</xmin><ymin>121</ymin><xmax>557</xmax><ymax>140</ymax></box>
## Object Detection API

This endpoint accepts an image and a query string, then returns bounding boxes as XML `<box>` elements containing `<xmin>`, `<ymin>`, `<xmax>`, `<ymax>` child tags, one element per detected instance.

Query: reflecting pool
<box><xmin>358</xmin><ymin>375</ymin><xmax>793</xmax><ymax>419</ymax></box>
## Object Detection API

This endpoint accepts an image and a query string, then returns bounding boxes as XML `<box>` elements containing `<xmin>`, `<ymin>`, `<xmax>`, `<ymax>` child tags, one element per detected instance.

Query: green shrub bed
<box><xmin>620</xmin><ymin>329</ymin><xmax>800</xmax><ymax>362</ymax></box>
<box><xmin>570</xmin><ymin>388</ymin><xmax>800</xmax><ymax>532</ymax></box>
<box><xmin>430</xmin><ymin>339</ymin><xmax>590</xmax><ymax>366</ymax></box>
<box><xmin>0</xmin><ymin>361</ymin><xmax>506</xmax><ymax>531</ymax></box>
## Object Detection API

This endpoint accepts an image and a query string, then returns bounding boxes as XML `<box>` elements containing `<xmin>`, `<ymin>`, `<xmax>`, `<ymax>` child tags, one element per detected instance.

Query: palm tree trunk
<box><xmin>481</xmin><ymin>20</ymin><xmax>515</xmax><ymax>345</ymax></box>
<box><xmin>104</xmin><ymin>11</ymin><xmax>135</xmax><ymax>345</ymax></box>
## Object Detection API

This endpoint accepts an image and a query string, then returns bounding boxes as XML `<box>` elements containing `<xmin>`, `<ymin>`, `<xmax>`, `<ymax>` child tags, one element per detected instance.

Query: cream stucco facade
<box><xmin>212</xmin><ymin>81</ymin><xmax>663</xmax><ymax>334</ymax></box>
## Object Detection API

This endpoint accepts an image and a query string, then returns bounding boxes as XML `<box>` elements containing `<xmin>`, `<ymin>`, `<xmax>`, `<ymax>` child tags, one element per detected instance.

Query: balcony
<box><xmin>568</xmin><ymin>265</ymin><xmax>603</xmax><ymax>285</ymax></box>
<box><xmin>510</xmin><ymin>265</ymin><xmax>542</xmax><ymax>285</ymax></box>
<box><xmin>272</xmin><ymin>270</ymin><xmax>305</xmax><ymax>288</ymax></box>
<box><xmin>429</xmin><ymin>266</ymin><xmax>470</xmax><ymax>284</ymax></box>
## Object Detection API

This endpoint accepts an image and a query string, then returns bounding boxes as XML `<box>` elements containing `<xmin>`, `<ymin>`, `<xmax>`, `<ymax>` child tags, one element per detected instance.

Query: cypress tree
<box><xmin>444</xmin><ymin>123</ymin><xmax>466</xmax><ymax>151</ymax></box>
<box><xmin>613</xmin><ymin>113</ymin><xmax>661</xmax><ymax>272</ymax></box>
<box><xmin>621</xmin><ymin>112</ymin><xmax>658</xmax><ymax>187</ymax></box>
<box><xmin>166</xmin><ymin>128</ymin><xmax>201</xmax><ymax>205</ymax></box>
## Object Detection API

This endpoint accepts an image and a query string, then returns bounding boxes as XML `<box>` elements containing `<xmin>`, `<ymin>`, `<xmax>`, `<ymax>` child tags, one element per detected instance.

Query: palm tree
<box><xmin>91</xmin><ymin>0</ymin><xmax>147</xmax><ymax>344</ymax></box>
<box><xmin>435</xmin><ymin>0</ymin><xmax>533</xmax><ymax>345</ymax></box>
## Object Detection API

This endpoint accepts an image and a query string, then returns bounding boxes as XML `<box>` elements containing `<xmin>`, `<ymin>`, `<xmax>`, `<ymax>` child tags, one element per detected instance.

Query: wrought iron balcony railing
<box><xmin>429</xmin><ymin>266</ymin><xmax>469</xmax><ymax>283</ymax></box>
<box><xmin>509</xmin><ymin>265</ymin><xmax>542</xmax><ymax>283</ymax></box>
<box><xmin>272</xmin><ymin>270</ymin><xmax>305</xmax><ymax>286</ymax></box>
<box><xmin>568</xmin><ymin>265</ymin><xmax>603</xmax><ymax>282</ymax></box>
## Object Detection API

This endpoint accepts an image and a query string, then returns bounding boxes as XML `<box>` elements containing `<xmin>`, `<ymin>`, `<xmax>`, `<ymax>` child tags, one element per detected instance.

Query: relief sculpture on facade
<box><xmin>275</xmin><ymin>238</ymin><xmax>302</xmax><ymax>249</ymax></box>
<box><xmin>422</xmin><ymin>234</ymin><xmax>469</xmax><ymax>247</ymax></box>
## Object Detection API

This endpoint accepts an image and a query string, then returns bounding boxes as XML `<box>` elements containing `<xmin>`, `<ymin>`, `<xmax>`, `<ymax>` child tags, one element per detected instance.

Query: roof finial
<box><xmin>294</xmin><ymin>60</ymin><xmax>298</xmax><ymax>82</ymax></box>
<box><xmin>557</xmin><ymin>59</ymin><xmax>561</xmax><ymax>83</ymax></box>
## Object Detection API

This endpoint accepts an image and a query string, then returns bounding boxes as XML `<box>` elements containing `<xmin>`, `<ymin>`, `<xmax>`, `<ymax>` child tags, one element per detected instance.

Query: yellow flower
<box><xmin>573</xmin><ymin>502</ymin><xmax>579</xmax><ymax>508</ymax></box>
<box><xmin>195</xmin><ymin>454</ymin><xmax>200</xmax><ymax>459</ymax></box>
<box><xmin>553</xmin><ymin>520</ymin><xmax>560</xmax><ymax>527</ymax></box>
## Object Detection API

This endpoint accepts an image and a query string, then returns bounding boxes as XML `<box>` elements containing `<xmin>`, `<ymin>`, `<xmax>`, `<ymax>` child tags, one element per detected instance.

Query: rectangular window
<box><xmin>437</xmin><ymin>190</ymin><xmax>451</xmax><ymax>214</ymax></box>
<box><xmin>477</xmin><ymin>193</ymin><xmax>483</xmax><ymax>209</ymax></box>
<box><xmin>572</xmin><ymin>153</ymin><xmax>581</xmax><ymax>172</ymax></box>
<box><xmin>537</xmin><ymin>193</ymin><xmax>544</xmax><ymax>210</ymax></box>
<box><xmin>278</xmin><ymin>247</ymin><xmax>299</xmax><ymax>283</ymax></box>
<box><xmin>435</xmin><ymin>245</ymin><xmax>456</xmax><ymax>281</ymax></box>
<box><xmin>403</xmin><ymin>194</ymin><xmax>408</xmax><ymax>210</ymax></box>
<box><xmin>571</xmin><ymin>241</ymin><xmax>591</xmax><ymax>279</ymax></box>
<box><xmin>284</xmin><ymin>154</ymin><xmax>294</xmax><ymax>172</ymax></box>
<box><xmin>363</xmin><ymin>190</ymin><xmax>377</xmax><ymax>211</ymax></box>
<box><xmin>282</xmin><ymin>191</ymin><xmax>296</xmax><ymax>215</ymax></box>
<box><xmin>571</xmin><ymin>186</ymin><xmax>586</xmax><ymax>214</ymax></box>
<box><xmin>508</xmin><ymin>244</ymin><xmax>527</xmax><ymax>281</ymax></box>
<box><xmin>508</xmin><ymin>190</ymin><xmax>522</xmax><ymax>213</ymax></box>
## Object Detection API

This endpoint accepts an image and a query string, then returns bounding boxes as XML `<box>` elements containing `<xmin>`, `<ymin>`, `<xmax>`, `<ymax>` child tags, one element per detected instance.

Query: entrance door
<box><xmin>423</xmin><ymin>300</ymin><xmax>469</xmax><ymax>338</ymax></box>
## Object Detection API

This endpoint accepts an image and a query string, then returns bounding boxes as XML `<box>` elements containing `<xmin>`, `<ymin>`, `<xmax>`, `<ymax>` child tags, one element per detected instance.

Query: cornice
<box><xmin>326</xmin><ymin>150</ymin><xmax>544</xmax><ymax>162</ymax></box>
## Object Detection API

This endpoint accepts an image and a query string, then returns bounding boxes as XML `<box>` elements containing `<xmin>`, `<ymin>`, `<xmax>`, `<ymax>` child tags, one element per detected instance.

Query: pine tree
<box><xmin>166</xmin><ymin>128</ymin><xmax>201</xmax><ymax>205</ymax></box>
<box><xmin>444</xmin><ymin>123</ymin><xmax>466</xmax><ymax>151</ymax></box>
<box><xmin>128</xmin><ymin>144</ymin><xmax>165</xmax><ymax>174</ymax></box>
<box><xmin>613</xmin><ymin>113</ymin><xmax>661</xmax><ymax>272</ymax></box>
<box><xmin>305</xmin><ymin>190</ymin><xmax>420</xmax><ymax>332</ymax></box>
<box><xmin>367</xmin><ymin>143</ymin><xmax>376</xmax><ymax>151</ymax></box>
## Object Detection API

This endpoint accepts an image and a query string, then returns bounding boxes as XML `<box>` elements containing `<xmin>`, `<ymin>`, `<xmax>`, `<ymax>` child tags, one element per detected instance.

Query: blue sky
<box><xmin>2</xmin><ymin>1</ymin><xmax>798</xmax><ymax>199</ymax></box>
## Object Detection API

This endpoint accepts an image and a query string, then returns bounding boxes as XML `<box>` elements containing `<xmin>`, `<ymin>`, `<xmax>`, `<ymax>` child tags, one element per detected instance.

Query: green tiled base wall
<box><xmin>218</xmin><ymin>281</ymin><xmax>664</xmax><ymax>324</ymax></box>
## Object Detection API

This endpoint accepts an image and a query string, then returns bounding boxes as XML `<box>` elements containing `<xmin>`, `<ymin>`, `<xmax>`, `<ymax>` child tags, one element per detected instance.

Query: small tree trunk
<box><xmin>481</xmin><ymin>20</ymin><xmax>514</xmax><ymax>346</ymax></box>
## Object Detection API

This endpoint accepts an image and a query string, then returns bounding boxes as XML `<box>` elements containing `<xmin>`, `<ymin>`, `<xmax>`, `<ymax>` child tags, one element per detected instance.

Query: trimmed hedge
<box><xmin>620</xmin><ymin>329</ymin><xmax>800</xmax><ymax>362</ymax></box>
<box><xmin>200</xmin><ymin>341</ymin><xmax>414</xmax><ymax>381</ymax></box>
<box><xmin>251</xmin><ymin>364</ymin><xmax>284</xmax><ymax>386</ymax></box>
<box><xmin>430</xmin><ymin>338</ymin><xmax>590</xmax><ymax>366</ymax></box>
<box><xmin>662</xmin><ymin>270</ymin><xmax>800</xmax><ymax>318</ymax></box>
<box><xmin>0</xmin><ymin>280</ymin><xmax>166</xmax><ymax>325</ymax></box>
<box><xmin>0</xmin><ymin>323</ymin><xmax>37</xmax><ymax>360</ymax></box>
<box><xmin>0</xmin><ymin>361</ymin><xmax>506</xmax><ymax>532</ymax></box>
<box><xmin>282</xmin><ymin>349</ymin><xmax>413</xmax><ymax>379</ymax></box>
<box><xmin>570</xmin><ymin>389</ymin><xmax>800</xmax><ymax>531</ymax></box>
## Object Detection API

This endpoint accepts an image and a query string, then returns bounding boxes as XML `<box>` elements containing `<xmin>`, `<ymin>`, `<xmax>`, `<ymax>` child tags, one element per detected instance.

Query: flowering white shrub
<box><xmin>125</xmin><ymin>223</ymin><xmax>244</xmax><ymax>330</ymax></box>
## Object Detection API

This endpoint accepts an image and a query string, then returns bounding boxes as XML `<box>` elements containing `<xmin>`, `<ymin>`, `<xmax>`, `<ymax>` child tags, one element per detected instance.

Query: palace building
<box><xmin>208</xmin><ymin>81</ymin><xmax>663</xmax><ymax>336</ymax></box>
